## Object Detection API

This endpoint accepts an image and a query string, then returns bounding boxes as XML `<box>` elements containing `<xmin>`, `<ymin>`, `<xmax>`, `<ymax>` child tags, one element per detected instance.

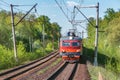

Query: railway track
<box><xmin>46</xmin><ymin>55</ymin><xmax>91</xmax><ymax>80</ymax></box>
<box><xmin>0</xmin><ymin>51</ymin><xmax>90</xmax><ymax>80</ymax></box>
<box><xmin>47</xmin><ymin>62</ymin><xmax>78</xmax><ymax>80</ymax></box>
<box><xmin>0</xmin><ymin>50</ymin><xmax>59</xmax><ymax>80</ymax></box>
<box><xmin>73</xmin><ymin>56</ymin><xmax>91</xmax><ymax>80</ymax></box>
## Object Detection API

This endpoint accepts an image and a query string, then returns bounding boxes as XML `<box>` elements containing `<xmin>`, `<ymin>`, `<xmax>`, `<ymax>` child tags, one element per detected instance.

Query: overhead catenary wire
<box><xmin>0</xmin><ymin>0</ymin><xmax>35</xmax><ymax>14</ymax></box>
<box><xmin>14</xmin><ymin>3</ymin><xmax>37</xmax><ymax>26</ymax></box>
<box><xmin>63</xmin><ymin>0</ymin><xmax>71</xmax><ymax>13</ymax></box>
<box><xmin>0</xmin><ymin>1</ymin><xmax>35</xmax><ymax>7</ymax></box>
<box><xmin>54</xmin><ymin>0</ymin><xmax>70</xmax><ymax>21</ymax></box>
<box><xmin>0</xmin><ymin>0</ymin><xmax>9</xmax><ymax>5</ymax></box>
<box><xmin>34</xmin><ymin>6</ymin><xmax>40</xmax><ymax>17</ymax></box>
<box><xmin>78</xmin><ymin>24</ymin><xmax>87</xmax><ymax>30</ymax></box>
<box><xmin>0</xmin><ymin>2</ymin><xmax>9</xmax><ymax>8</ymax></box>
<box><xmin>14</xmin><ymin>7</ymin><xmax>29</xmax><ymax>13</ymax></box>
<box><xmin>13</xmin><ymin>4</ymin><xmax>37</xmax><ymax>14</ymax></box>
<box><xmin>70</xmin><ymin>7</ymin><xmax>76</xmax><ymax>24</ymax></box>
<box><xmin>71</xmin><ymin>0</ymin><xmax>83</xmax><ymax>23</ymax></box>
<box><xmin>55</xmin><ymin>0</ymin><xmax>87</xmax><ymax>37</ymax></box>
<box><xmin>0</xmin><ymin>0</ymin><xmax>10</xmax><ymax>10</ymax></box>
<box><xmin>11</xmin><ymin>4</ymin><xmax>35</xmax><ymax>6</ymax></box>
<box><xmin>0</xmin><ymin>6</ymin><xmax>8</xmax><ymax>11</ymax></box>
<box><xmin>75</xmin><ymin>6</ymin><xmax>95</xmax><ymax>27</ymax></box>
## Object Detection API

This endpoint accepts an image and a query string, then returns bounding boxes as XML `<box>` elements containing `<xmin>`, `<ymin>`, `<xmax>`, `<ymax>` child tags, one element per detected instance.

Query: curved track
<box><xmin>47</xmin><ymin>55</ymin><xmax>91</xmax><ymax>80</ymax></box>
<box><xmin>73</xmin><ymin>56</ymin><xmax>91</xmax><ymax>80</ymax></box>
<box><xmin>0</xmin><ymin>51</ymin><xmax>91</xmax><ymax>80</ymax></box>
<box><xmin>47</xmin><ymin>62</ymin><xmax>77</xmax><ymax>80</ymax></box>
<box><xmin>0</xmin><ymin>50</ymin><xmax>58</xmax><ymax>80</ymax></box>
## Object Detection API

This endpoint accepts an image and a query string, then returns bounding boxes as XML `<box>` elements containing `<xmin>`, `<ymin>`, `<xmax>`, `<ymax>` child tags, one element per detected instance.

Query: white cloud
<box><xmin>66</xmin><ymin>1</ymin><xmax>79</xmax><ymax>7</ymax></box>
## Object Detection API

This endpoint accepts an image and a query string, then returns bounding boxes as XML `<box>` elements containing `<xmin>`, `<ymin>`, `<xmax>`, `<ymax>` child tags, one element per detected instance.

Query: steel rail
<box><xmin>47</xmin><ymin>63</ymin><xmax>78</xmax><ymax>80</ymax></box>
<box><xmin>0</xmin><ymin>50</ymin><xmax>58</xmax><ymax>80</ymax></box>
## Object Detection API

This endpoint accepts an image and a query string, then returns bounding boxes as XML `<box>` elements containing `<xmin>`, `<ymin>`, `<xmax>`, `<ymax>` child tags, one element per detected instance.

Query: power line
<box><xmin>0</xmin><ymin>0</ymin><xmax>10</xmax><ymax>11</ymax></box>
<box><xmin>63</xmin><ymin>0</ymin><xmax>71</xmax><ymax>13</ymax></box>
<box><xmin>0</xmin><ymin>0</ymin><xmax>9</xmax><ymax>5</ymax></box>
<box><xmin>13</xmin><ymin>4</ymin><xmax>36</xmax><ymax>13</ymax></box>
<box><xmin>0</xmin><ymin>0</ymin><xmax>35</xmax><ymax>13</ymax></box>
<box><xmin>0</xmin><ymin>7</ymin><xmax>7</xmax><ymax>10</ymax></box>
<box><xmin>0</xmin><ymin>0</ymin><xmax>34</xmax><ymax>7</ymax></box>
<box><xmin>13</xmin><ymin>7</ymin><xmax>36</xmax><ymax>14</ymax></box>
<box><xmin>70</xmin><ymin>0</ymin><xmax>83</xmax><ymax>26</ymax></box>
<box><xmin>10</xmin><ymin>3</ymin><xmax>38</xmax><ymax>62</ymax></box>
<box><xmin>15</xmin><ymin>3</ymin><xmax>37</xmax><ymax>26</ymax></box>
<box><xmin>78</xmin><ymin>24</ymin><xmax>87</xmax><ymax>30</ymax></box>
<box><xmin>0</xmin><ymin>2</ymin><xmax>9</xmax><ymax>7</ymax></box>
<box><xmin>55</xmin><ymin>0</ymin><xmax>87</xmax><ymax>37</ymax></box>
<box><xmin>11</xmin><ymin>4</ymin><xmax>35</xmax><ymax>6</ymax></box>
<box><xmin>75</xmin><ymin>6</ymin><xmax>95</xmax><ymax>27</ymax></box>
<box><xmin>35</xmin><ymin>9</ymin><xmax>40</xmax><ymax>17</ymax></box>
<box><xmin>55</xmin><ymin>0</ymin><xmax>70</xmax><ymax>21</ymax></box>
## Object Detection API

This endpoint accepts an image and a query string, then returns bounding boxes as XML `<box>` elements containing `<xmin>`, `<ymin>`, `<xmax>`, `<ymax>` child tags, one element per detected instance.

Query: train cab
<box><xmin>59</xmin><ymin>34</ymin><xmax>82</xmax><ymax>62</ymax></box>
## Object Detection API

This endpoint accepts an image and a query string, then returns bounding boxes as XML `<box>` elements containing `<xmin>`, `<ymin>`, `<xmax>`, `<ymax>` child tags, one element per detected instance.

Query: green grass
<box><xmin>87</xmin><ymin>63</ymin><xmax>120</xmax><ymax>80</ymax></box>
<box><xmin>83</xmin><ymin>38</ymin><xmax>120</xmax><ymax>80</ymax></box>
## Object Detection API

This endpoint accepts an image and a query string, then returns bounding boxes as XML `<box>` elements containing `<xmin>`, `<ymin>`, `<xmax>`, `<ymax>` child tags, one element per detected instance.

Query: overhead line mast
<box><xmin>10</xmin><ymin>3</ymin><xmax>37</xmax><ymax>62</ymax></box>
<box><xmin>75</xmin><ymin>3</ymin><xmax>99</xmax><ymax>66</ymax></box>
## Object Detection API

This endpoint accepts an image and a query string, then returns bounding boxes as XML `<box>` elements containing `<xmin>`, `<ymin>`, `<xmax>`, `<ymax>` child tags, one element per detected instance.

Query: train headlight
<box><xmin>69</xmin><ymin>36</ymin><xmax>73</xmax><ymax>40</ymax></box>
<box><xmin>76</xmin><ymin>49</ymin><xmax>80</xmax><ymax>52</ymax></box>
<box><xmin>62</xmin><ymin>49</ymin><xmax>65</xmax><ymax>53</ymax></box>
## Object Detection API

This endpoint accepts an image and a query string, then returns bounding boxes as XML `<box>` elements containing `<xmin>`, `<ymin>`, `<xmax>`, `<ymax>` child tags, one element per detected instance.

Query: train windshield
<box><xmin>62</xmin><ymin>42</ymin><xmax>70</xmax><ymax>46</ymax></box>
<box><xmin>72</xmin><ymin>42</ymin><xmax>80</xmax><ymax>46</ymax></box>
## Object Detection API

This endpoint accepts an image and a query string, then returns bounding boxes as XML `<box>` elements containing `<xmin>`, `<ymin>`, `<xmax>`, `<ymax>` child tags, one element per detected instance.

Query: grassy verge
<box><xmin>87</xmin><ymin>62</ymin><xmax>120</xmax><ymax>80</ymax></box>
<box><xmin>83</xmin><ymin>39</ymin><xmax>120</xmax><ymax>80</ymax></box>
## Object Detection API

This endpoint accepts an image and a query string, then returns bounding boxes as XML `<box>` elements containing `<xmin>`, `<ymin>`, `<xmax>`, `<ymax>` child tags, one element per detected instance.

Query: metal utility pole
<box><xmin>10</xmin><ymin>4</ymin><xmax>18</xmax><ymax>62</ymax></box>
<box><xmin>75</xmin><ymin>3</ymin><xmax>99</xmax><ymax>66</ymax></box>
<box><xmin>10</xmin><ymin>3</ymin><xmax>37</xmax><ymax>62</ymax></box>
<box><xmin>94</xmin><ymin>3</ymin><xmax>99</xmax><ymax>66</ymax></box>
<box><xmin>42</xmin><ymin>23</ymin><xmax>45</xmax><ymax>56</ymax></box>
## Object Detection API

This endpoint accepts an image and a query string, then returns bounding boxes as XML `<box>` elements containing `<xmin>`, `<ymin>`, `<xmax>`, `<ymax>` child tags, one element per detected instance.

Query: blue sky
<box><xmin>0</xmin><ymin>0</ymin><xmax>120</xmax><ymax>37</ymax></box>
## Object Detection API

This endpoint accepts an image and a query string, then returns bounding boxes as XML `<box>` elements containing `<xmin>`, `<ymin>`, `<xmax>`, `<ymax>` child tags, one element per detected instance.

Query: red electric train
<box><xmin>59</xmin><ymin>31</ymin><xmax>83</xmax><ymax>62</ymax></box>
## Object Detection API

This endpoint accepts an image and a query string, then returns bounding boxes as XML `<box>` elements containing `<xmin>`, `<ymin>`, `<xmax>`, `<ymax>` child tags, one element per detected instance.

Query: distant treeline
<box><xmin>0</xmin><ymin>10</ymin><xmax>61</xmax><ymax>52</ymax></box>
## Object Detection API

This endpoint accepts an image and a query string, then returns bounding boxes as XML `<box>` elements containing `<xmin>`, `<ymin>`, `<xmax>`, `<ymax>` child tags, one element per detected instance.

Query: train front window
<box><xmin>62</xmin><ymin>42</ymin><xmax>70</xmax><ymax>46</ymax></box>
<box><xmin>72</xmin><ymin>42</ymin><xmax>80</xmax><ymax>46</ymax></box>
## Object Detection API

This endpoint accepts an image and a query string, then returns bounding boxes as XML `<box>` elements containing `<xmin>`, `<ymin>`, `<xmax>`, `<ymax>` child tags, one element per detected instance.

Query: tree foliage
<box><xmin>86</xmin><ymin>8</ymin><xmax>120</xmax><ymax>74</ymax></box>
<box><xmin>0</xmin><ymin>10</ymin><xmax>12</xmax><ymax>48</ymax></box>
<box><xmin>87</xmin><ymin>8</ymin><xmax>120</xmax><ymax>46</ymax></box>
<box><xmin>0</xmin><ymin>10</ymin><xmax>61</xmax><ymax>52</ymax></box>
<box><xmin>106</xmin><ymin>17</ymin><xmax>120</xmax><ymax>46</ymax></box>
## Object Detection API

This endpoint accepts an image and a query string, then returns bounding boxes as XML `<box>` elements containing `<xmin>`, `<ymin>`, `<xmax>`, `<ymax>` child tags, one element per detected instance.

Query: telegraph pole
<box><xmin>42</xmin><ymin>23</ymin><xmax>45</xmax><ymax>56</ymax></box>
<box><xmin>75</xmin><ymin>3</ymin><xmax>99</xmax><ymax>66</ymax></box>
<box><xmin>10</xmin><ymin>4</ymin><xmax>18</xmax><ymax>62</ymax></box>
<box><xmin>94</xmin><ymin>3</ymin><xmax>99</xmax><ymax>66</ymax></box>
<box><xmin>10</xmin><ymin>3</ymin><xmax>37</xmax><ymax>62</ymax></box>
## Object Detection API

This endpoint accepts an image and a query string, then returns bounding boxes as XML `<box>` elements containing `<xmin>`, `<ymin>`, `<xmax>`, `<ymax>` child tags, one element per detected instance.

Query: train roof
<box><xmin>60</xmin><ymin>36</ymin><xmax>82</xmax><ymax>41</ymax></box>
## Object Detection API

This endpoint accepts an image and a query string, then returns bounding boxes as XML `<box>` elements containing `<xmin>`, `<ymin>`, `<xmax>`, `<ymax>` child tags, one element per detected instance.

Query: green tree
<box><xmin>50</xmin><ymin>22</ymin><xmax>61</xmax><ymax>49</ymax></box>
<box><xmin>106</xmin><ymin>17</ymin><xmax>120</xmax><ymax>46</ymax></box>
<box><xmin>104</xmin><ymin>8</ymin><xmax>115</xmax><ymax>23</ymax></box>
<box><xmin>0</xmin><ymin>10</ymin><xmax>12</xmax><ymax>48</ymax></box>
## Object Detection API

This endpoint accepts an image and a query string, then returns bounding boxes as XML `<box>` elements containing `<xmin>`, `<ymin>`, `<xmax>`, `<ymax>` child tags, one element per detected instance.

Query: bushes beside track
<box><xmin>83</xmin><ymin>39</ymin><xmax>120</xmax><ymax>80</ymax></box>
<box><xmin>0</xmin><ymin>42</ymin><xmax>54</xmax><ymax>71</ymax></box>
